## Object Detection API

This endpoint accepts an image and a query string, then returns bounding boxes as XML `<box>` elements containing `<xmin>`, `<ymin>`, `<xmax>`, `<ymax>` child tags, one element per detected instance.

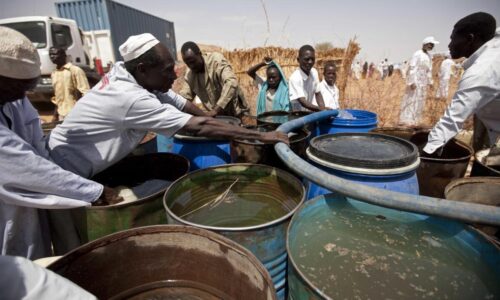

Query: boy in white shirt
<box><xmin>289</xmin><ymin>45</ymin><xmax>326</xmax><ymax>111</ymax></box>
<box><xmin>319</xmin><ymin>61</ymin><xmax>340</xmax><ymax>109</ymax></box>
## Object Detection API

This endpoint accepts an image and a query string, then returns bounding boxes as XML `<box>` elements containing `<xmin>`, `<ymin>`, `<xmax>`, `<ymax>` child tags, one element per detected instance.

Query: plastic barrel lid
<box><xmin>308</xmin><ymin>133</ymin><xmax>419</xmax><ymax>169</ymax></box>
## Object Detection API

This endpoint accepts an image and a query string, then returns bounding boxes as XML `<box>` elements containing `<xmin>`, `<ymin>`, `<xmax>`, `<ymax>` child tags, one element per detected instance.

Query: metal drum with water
<box><xmin>48</xmin><ymin>226</ymin><xmax>276</xmax><ymax>299</ymax></box>
<box><xmin>171</xmin><ymin>115</ymin><xmax>241</xmax><ymax>170</ymax></box>
<box><xmin>287</xmin><ymin>193</ymin><xmax>500</xmax><ymax>299</ymax></box>
<box><xmin>317</xmin><ymin>109</ymin><xmax>377</xmax><ymax>135</ymax></box>
<box><xmin>231</xmin><ymin>125</ymin><xmax>310</xmax><ymax>172</ymax></box>
<box><xmin>163</xmin><ymin>164</ymin><xmax>305</xmax><ymax>299</ymax></box>
<box><xmin>306</xmin><ymin>133</ymin><xmax>420</xmax><ymax>199</ymax></box>
<box><xmin>445</xmin><ymin>177</ymin><xmax>500</xmax><ymax>239</ymax></box>
<box><xmin>372</xmin><ymin>126</ymin><xmax>431</xmax><ymax>141</ymax></box>
<box><xmin>410</xmin><ymin>131</ymin><xmax>473</xmax><ymax>198</ymax></box>
<box><xmin>68</xmin><ymin>153</ymin><xmax>189</xmax><ymax>243</ymax></box>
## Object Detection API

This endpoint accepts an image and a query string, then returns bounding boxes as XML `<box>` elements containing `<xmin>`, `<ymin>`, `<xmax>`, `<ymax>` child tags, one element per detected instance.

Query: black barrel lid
<box><xmin>309</xmin><ymin>133</ymin><xmax>419</xmax><ymax>169</ymax></box>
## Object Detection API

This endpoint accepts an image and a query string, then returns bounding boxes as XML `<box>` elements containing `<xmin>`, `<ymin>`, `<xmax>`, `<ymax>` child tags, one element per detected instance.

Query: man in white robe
<box><xmin>0</xmin><ymin>26</ymin><xmax>120</xmax><ymax>260</ymax></box>
<box><xmin>399</xmin><ymin>36</ymin><xmax>439</xmax><ymax>126</ymax></box>
<box><xmin>435</xmin><ymin>54</ymin><xmax>456</xmax><ymax>99</ymax></box>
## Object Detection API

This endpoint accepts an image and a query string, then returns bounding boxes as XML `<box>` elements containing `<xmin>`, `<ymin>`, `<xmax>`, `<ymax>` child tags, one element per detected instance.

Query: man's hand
<box><xmin>410</xmin><ymin>83</ymin><xmax>417</xmax><ymax>90</ymax></box>
<box><xmin>207</xmin><ymin>106</ymin><xmax>223</xmax><ymax>117</ymax></box>
<box><xmin>260</xmin><ymin>131</ymin><xmax>289</xmax><ymax>145</ymax></box>
<box><xmin>93</xmin><ymin>186</ymin><xmax>123</xmax><ymax>206</ymax></box>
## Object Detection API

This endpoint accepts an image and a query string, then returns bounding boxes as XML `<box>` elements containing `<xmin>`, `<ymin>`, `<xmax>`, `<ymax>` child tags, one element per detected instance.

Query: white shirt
<box><xmin>0</xmin><ymin>255</ymin><xmax>97</xmax><ymax>300</ymax></box>
<box><xmin>48</xmin><ymin>62</ymin><xmax>193</xmax><ymax>178</ymax></box>
<box><xmin>288</xmin><ymin>67</ymin><xmax>321</xmax><ymax>111</ymax></box>
<box><xmin>0</xmin><ymin>97</ymin><xmax>102</xmax><ymax>259</ymax></box>
<box><xmin>439</xmin><ymin>58</ymin><xmax>455</xmax><ymax>80</ymax></box>
<box><xmin>424</xmin><ymin>28</ymin><xmax>500</xmax><ymax>154</ymax></box>
<box><xmin>255</xmin><ymin>75</ymin><xmax>276</xmax><ymax>112</ymax></box>
<box><xmin>319</xmin><ymin>80</ymin><xmax>340</xmax><ymax>109</ymax></box>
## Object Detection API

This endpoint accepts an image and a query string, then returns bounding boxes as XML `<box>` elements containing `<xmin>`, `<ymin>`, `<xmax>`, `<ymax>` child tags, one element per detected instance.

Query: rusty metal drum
<box><xmin>47</xmin><ymin>225</ymin><xmax>276</xmax><ymax>300</ymax></box>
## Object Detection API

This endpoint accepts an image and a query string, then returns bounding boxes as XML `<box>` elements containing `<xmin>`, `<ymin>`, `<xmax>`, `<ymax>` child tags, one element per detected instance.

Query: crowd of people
<box><xmin>0</xmin><ymin>11</ymin><xmax>498</xmax><ymax>299</ymax></box>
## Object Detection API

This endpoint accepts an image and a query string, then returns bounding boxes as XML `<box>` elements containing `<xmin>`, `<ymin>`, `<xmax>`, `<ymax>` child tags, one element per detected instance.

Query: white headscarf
<box><xmin>0</xmin><ymin>26</ymin><xmax>41</xmax><ymax>79</ymax></box>
<box><xmin>119</xmin><ymin>33</ymin><xmax>160</xmax><ymax>62</ymax></box>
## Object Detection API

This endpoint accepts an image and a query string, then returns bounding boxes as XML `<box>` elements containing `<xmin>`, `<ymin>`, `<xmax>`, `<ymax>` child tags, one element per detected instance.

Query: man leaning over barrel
<box><xmin>0</xmin><ymin>26</ymin><xmax>121</xmax><ymax>260</ymax></box>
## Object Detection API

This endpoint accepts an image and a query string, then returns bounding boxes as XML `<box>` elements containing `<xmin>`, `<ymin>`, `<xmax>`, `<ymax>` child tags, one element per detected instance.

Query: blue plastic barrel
<box><xmin>306</xmin><ymin>133</ymin><xmax>420</xmax><ymax>199</ymax></box>
<box><xmin>318</xmin><ymin>109</ymin><xmax>377</xmax><ymax>135</ymax></box>
<box><xmin>164</xmin><ymin>164</ymin><xmax>305</xmax><ymax>300</ymax></box>
<box><xmin>287</xmin><ymin>193</ymin><xmax>500</xmax><ymax>299</ymax></box>
<box><xmin>159</xmin><ymin>116</ymin><xmax>241</xmax><ymax>171</ymax></box>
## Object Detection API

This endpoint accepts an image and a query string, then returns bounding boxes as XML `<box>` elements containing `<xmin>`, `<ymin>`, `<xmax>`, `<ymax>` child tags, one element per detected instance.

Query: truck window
<box><xmin>51</xmin><ymin>23</ymin><xmax>73</xmax><ymax>49</ymax></box>
<box><xmin>1</xmin><ymin>22</ymin><xmax>47</xmax><ymax>48</ymax></box>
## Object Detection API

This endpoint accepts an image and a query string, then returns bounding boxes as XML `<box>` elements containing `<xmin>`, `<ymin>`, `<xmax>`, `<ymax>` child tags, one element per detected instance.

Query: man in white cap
<box><xmin>399</xmin><ymin>36</ymin><xmax>439</xmax><ymax>126</ymax></box>
<box><xmin>48</xmin><ymin>33</ymin><xmax>288</xmax><ymax>178</ymax></box>
<box><xmin>435</xmin><ymin>52</ymin><xmax>457</xmax><ymax>99</ymax></box>
<box><xmin>0</xmin><ymin>26</ymin><xmax>121</xmax><ymax>260</ymax></box>
<box><xmin>424</xmin><ymin>12</ymin><xmax>500</xmax><ymax>156</ymax></box>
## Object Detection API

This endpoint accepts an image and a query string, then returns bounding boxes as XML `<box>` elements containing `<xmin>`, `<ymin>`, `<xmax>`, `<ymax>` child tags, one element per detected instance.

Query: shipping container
<box><xmin>55</xmin><ymin>0</ymin><xmax>177</xmax><ymax>61</ymax></box>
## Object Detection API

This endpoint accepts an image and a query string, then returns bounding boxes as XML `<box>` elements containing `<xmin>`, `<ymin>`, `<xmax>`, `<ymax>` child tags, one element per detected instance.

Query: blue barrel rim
<box><xmin>163</xmin><ymin>163</ymin><xmax>305</xmax><ymax>232</ymax></box>
<box><xmin>326</xmin><ymin>109</ymin><xmax>377</xmax><ymax>126</ymax></box>
<box><xmin>88</xmin><ymin>153</ymin><xmax>190</xmax><ymax>210</ymax></box>
<box><xmin>286</xmin><ymin>193</ymin><xmax>500</xmax><ymax>299</ymax></box>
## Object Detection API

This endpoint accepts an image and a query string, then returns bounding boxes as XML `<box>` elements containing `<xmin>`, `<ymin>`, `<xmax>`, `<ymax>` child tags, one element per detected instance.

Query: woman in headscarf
<box><xmin>247</xmin><ymin>57</ymin><xmax>290</xmax><ymax>115</ymax></box>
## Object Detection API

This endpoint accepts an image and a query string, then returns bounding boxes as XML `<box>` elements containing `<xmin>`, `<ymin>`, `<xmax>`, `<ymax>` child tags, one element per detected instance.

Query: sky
<box><xmin>1</xmin><ymin>0</ymin><xmax>499</xmax><ymax>63</ymax></box>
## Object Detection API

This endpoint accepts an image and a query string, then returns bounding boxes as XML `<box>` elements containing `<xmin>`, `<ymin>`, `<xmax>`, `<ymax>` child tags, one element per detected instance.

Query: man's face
<box><xmin>142</xmin><ymin>45</ymin><xmax>177</xmax><ymax>93</ymax></box>
<box><xmin>448</xmin><ymin>28</ymin><xmax>472</xmax><ymax>59</ymax></box>
<box><xmin>423</xmin><ymin>43</ymin><xmax>435</xmax><ymax>52</ymax></box>
<box><xmin>0</xmin><ymin>76</ymin><xmax>38</xmax><ymax>104</ymax></box>
<box><xmin>266</xmin><ymin>67</ymin><xmax>281</xmax><ymax>89</ymax></box>
<box><xmin>298</xmin><ymin>50</ymin><xmax>315</xmax><ymax>75</ymax></box>
<box><xmin>49</xmin><ymin>48</ymin><xmax>66</xmax><ymax>65</ymax></box>
<box><xmin>182</xmin><ymin>49</ymin><xmax>204</xmax><ymax>73</ymax></box>
<box><xmin>324</xmin><ymin>66</ymin><xmax>337</xmax><ymax>86</ymax></box>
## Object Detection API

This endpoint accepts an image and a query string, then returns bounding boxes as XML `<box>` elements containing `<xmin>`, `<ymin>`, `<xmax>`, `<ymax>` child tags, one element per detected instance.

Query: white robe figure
<box><xmin>399</xmin><ymin>50</ymin><xmax>433</xmax><ymax>125</ymax></box>
<box><xmin>0</xmin><ymin>97</ymin><xmax>102</xmax><ymax>259</ymax></box>
<box><xmin>436</xmin><ymin>58</ymin><xmax>455</xmax><ymax>98</ymax></box>
<box><xmin>401</xmin><ymin>61</ymin><xmax>409</xmax><ymax>79</ymax></box>
<box><xmin>352</xmin><ymin>62</ymin><xmax>362</xmax><ymax>80</ymax></box>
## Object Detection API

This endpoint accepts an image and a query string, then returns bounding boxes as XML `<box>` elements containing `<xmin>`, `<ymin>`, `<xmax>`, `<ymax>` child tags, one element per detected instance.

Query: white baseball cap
<box><xmin>0</xmin><ymin>26</ymin><xmax>41</xmax><ymax>79</ymax></box>
<box><xmin>422</xmin><ymin>36</ymin><xmax>440</xmax><ymax>45</ymax></box>
<box><xmin>119</xmin><ymin>33</ymin><xmax>160</xmax><ymax>62</ymax></box>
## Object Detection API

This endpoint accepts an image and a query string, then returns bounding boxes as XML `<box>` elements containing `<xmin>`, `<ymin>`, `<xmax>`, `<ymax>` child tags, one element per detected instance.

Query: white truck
<box><xmin>0</xmin><ymin>16</ymin><xmax>114</xmax><ymax>102</ymax></box>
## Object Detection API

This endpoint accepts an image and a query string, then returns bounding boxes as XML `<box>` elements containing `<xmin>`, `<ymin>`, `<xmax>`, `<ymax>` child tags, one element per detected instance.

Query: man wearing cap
<box><xmin>179</xmin><ymin>41</ymin><xmax>249</xmax><ymax>118</ymax></box>
<box><xmin>0</xmin><ymin>26</ymin><xmax>121</xmax><ymax>260</ymax></box>
<box><xmin>399</xmin><ymin>36</ymin><xmax>439</xmax><ymax>126</ymax></box>
<box><xmin>48</xmin><ymin>33</ymin><xmax>288</xmax><ymax>178</ymax></box>
<box><xmin>424</xmin><ymin>12</ymin><xmax>500</xmax><ymax>156</ymax></box>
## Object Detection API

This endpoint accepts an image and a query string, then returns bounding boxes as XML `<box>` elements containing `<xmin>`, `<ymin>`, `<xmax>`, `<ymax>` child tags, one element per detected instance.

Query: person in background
<box><xmin>400</xmin><ymin>60</ymin><xmax>409</xmax><ymax>79</ymax></box>
<box><xmin>246</xmin><ymin>56</ymin><xmax>290</xmax><ymax>115</ymax></box>
<box><xmin>435</xmin><ymin>53</ymin><xmax>457</xmax><ymax>99</ymax></box>
<box><xmin>362</xmin><ymin>61</ymin><xmax>368</xmax><ymax>79</ymax></box>
<box><xmin>319</xmin><ymin>61</ymin><xmax>340</xmax><ymax>109</ymax></box>
<box><xmin>288</xmin><ymin>45</ymin><xmax>326</xmax><ymax>111</ymax></box>
<box><xmin>351</xmin><ymin>61</ymin><xmax>362</xmax><ymax>80</ymax></box>
<box><xmin>381</xmin><ymin>58</ymin><xmax>389</xmax><ymax>80</ymax></box>
<box><xmin>368</xmin><ymin>62</ymin><xmax>376</xmax><ymax>78</ymax></box>
<box><xmin>399</xmin><ymin>36</ymin><xmax>439</xmax><ymax>126</ymax></box>
<box><xmin>0</xmin><ymin>255</ymin><xmax>97</xmax><ymax>299</ymax></box>
<box><xmin>49</xmin><ymin>47</ymin><xmax>90</xmax><ymax>122</ymax></box>
<box><xmin>180</xmin><ymin>41</ymin><xmax>249</xmax><ymax>118</ymax></box>
<box><xmin>0</xmin><ymin>26</ymin><xmax>121</xmax><ymax>260</ymax></box>
<box><xmin>424</xmin><ymin>12</ymin><xmax>499</xmax><ymax>156</ymax></box>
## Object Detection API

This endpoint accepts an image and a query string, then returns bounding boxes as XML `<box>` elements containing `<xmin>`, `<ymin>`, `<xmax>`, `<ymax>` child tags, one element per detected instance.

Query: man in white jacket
<box><xmin>399</xmin><ymin>36</ymin><xmax>439</xmax><ymax>126</ymax></box>
<box><xmin>0</xmin><ymin>26</ymin><xmax>121</xmax><ymax>260</ymax></box>
<box><xmin>435</xmin><ymin>53</ymin><xmax>456</xmax><ymax>99</ymax></box>
<box><xmin>424</xmin><ymin>12</ymin><xmax>499</xmax><ymax>154</ymax></box>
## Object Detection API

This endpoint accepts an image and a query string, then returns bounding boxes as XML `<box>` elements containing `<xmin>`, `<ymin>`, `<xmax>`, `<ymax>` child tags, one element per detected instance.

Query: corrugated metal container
<box><xmin>55</xmin><ymin>0</ymin><xmax>177</xmax><ymax>60</ymax></box>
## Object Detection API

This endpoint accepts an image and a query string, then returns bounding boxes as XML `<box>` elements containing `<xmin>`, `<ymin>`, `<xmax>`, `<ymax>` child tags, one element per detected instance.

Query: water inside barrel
<box><xmin>290</xmin><ymin>199</ymin><xmax>499</xmax><ymax>299</ymax></box>
<box><xmin>170</xmin><ymin>175</ymin><xmax>300</xmax><ymax>227</ymax></box>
